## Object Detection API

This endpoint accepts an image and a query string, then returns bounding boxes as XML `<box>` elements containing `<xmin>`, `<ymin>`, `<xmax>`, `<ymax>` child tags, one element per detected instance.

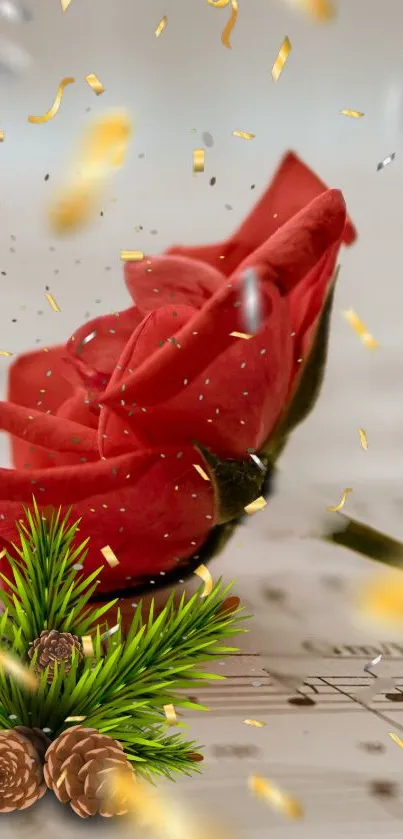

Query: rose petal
<box><xmin>125</xmin><ymin>255</ymin><xmax>223</xmax><ymax>315</ymax></box>
<box><xmin>67</xmin><ymin>306</ymin><xmax>142</xmax><ymax>379</ymax></box>
<box><xmin>166</xmin><ymin>151</ymin><xmax>357</xmax><ymax>276</ymax></box>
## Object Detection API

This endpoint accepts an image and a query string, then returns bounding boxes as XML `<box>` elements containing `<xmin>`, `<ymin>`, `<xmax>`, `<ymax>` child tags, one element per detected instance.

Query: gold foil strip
<box><xmin>244</xmin><ymin>496</ymin><xmax>267</xmax><ymax>515</ymax></box>
<box><xmin>193</xmin><ymin>463</ymin><xmax>210</xmax><ymax>481</ymax></box>
<box><xmin>155</xmin><ymin>15</ymin><xmax>168</xmax><ymax>37</ymax></box>
<box><xmin>358</xmin><ymin>428</ymin><xmax>368</xmax><ymax>450</ymax></box>
<box><xmin>120</xmin><ymin>250</ymin><xmax>144</xmax><ymax>262</ymax></box>
<box><xmin>340</xmin><ymin>109</ymin><xmax>364</xmax><ymax>118</ymax></box>
<box><xmin>389</xmin><ymin>733</ymin><xmax>403</xmax><ymax>748</ymax></box>
<box><xmin>65</xmin><ymin>715</ymin><xmax>87</xmax><ymax>722</ymax></box>
<box><xmin>230</xmin><ymin>331</ymin><xmax>252</xmax><ymax>340</ymax></box>
<box><xmin>28</xmin><ymin>77</ymin><xmax>75</xmax><ymax>124</ymax></box>
<box><xmin>195</xmin><ymin>564</ymin><xmax>213</xmax><ymax>597</ymax></box>
<box><xmin>232</xmin><ymin>130</ymin><xmax>255</xmax><ymax>140</ymax></box>
<box><xmin>0</xmin><ymin>351</ymin><xmax>12</xmax><ymax>357</ymax></box>
<box><xmin>294</xmin><ymin>0</ymin><xmax>335</xmax><ymax>21</ymax></box>
<box><xmin>206</xmin><ymin>0</ymin><xmax>239</xmax><ymax>49</ymax></box>
<box><xmin>45</xmin><ymin>292</ymin><xmax>60</xmax><ymax>312</ymax></box>
<box><xmin>248</xmin><ymin>775</ymin><xmax>303</xmax><ymax>820</ymax></box>
<box><xmin>243</xmin><ymin>719</ymin><xmax>266</xmax><ymax>728</ymax></box>
<box><xmin>0</xmin><ymin>131</ymin><xmax>4</xmax><ymax>142</ymax></box>
<box><xmin>56</xmin><ymin>768</ymin><xmax>68</xmax><ymax>788</ymax></box>
<box><xmin>101</xmin><ymin>545</ymin><xmax>120</xmax><ymax>568</ymax></box>
<box><xmin>85</xmin><ymin>73</ymin><xmax>105</xmax><ymax>96</ymax></box>
<box><xmin>193</xmin><ymin>148</ymin><xmax>205</xmax><ymax>173</ymax></box>
<box><xmin>82</xmin><ymin>635</ymin><xmax>95</xmax><ymax>658</ymax></box>
<box><xmin>0</xmin><ymin>651</ymin><xmax>38</xmax><ymax>691</ymax></box>
<box><xmin>343</xmin><ymin>308</ymin><xmax>379</xmax><ymax>349</ymax></box>
<box><xmin>60</xmin><ymin>0</ymin><xmax>72</xmax><ymax>10</ymax></box>
<box><xmin>327</xmin><ymin>487</ymin><xmax>353</xmax><ymax>513</ymax></box>
<box><xmin>271</xmin><ymin>36</ymin><xmax>292</xmax><ymax>82</ymax></box>
<box><xmin>163</xmin><ymin>704</ymin><xmax>177</xmax><ymax>725</ymax></box>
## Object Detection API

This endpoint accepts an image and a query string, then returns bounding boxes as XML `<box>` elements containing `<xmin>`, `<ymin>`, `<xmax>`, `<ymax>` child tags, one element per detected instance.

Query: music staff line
<box><xmin>182</xmin><ymin>675</ymin><xmax>403</xmax><ymax>722</ymax></box>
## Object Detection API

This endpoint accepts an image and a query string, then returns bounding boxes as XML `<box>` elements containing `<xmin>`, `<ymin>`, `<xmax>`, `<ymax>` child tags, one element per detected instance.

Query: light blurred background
<box><xmin>3</xmin><ymin>0</ymin><xmax>403</xmax><ymax>837</ymax></box>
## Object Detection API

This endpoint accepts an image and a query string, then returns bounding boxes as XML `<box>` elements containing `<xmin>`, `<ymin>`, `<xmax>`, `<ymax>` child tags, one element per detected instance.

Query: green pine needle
<box><xmin>0</xmin><ymin>499</ymin><xmax>248</xmax><ymax>782</ymax></box>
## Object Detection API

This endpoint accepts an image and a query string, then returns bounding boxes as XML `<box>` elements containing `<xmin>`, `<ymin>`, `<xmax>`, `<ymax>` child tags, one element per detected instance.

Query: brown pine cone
<box><xmin>28</xmin><ymin>630</ymin><xmax>83</xmax><ymax>682</ymax></box>
<box><xmin>44</xmin><ymin>725</ymin><xmax>136</xmax><ymax>818</ymax></box>
<box><xmin>15</xmin><ymin>727</ymin><xmax>51</xmax><ymax>762</ymax></box>
<box><xmin>0</xmin><ymin>728</ymin><xmax>47</xmax><ymax>812</ymax></box>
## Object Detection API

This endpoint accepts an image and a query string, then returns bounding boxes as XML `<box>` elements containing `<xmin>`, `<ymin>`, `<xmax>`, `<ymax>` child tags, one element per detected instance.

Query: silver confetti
<box><xmin>377</xmin><ymin>153</ymin><xmax>395</xmax><ymax>171</ymax></box>
<box><xmin>364</xmin><ymin>653</ymin><xmax>382</xmax><ymax>673</ymax></box>
<box><xmin>76</xmin><ymin>330</ymin><xmax>97</xmax><ymax>355</ymax></box>
<box><xmin>355</xmin><ymin>676</ymin><xmax>394</xmax><ymax>705</ymax></box>
<box><xmin>202</xmin><ymin>131</ymin><xmax>214</xmax><ymax>148</ymax></box>
<box><xmin>100</xmin><ymin>623</ymin><xmax>120</xmax><ymax>640</ymax></box>
<box><xmin>0</xmin><ymin>36</ymin><xmax>31</xmax><ymax>76</ymax></box>
<box><xmin>250</xmin><ymin>453</ymin><xmax>266</xmax><ymax>472</ymax></box>
<box><xmin>241</xmin><ymin>267</ymin><xmax>262</xmax><ymax>335</ymax></box>
<box><xmin>0</xmin><ymin>0</ymin><xmax>31</xmax><ymax>22</ymax></box>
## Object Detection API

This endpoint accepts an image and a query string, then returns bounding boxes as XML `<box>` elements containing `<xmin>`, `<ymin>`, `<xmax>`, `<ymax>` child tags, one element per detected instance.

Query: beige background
<box><xmin>2</xmin><ymin>0</ymin><xmax>403</xmax><ymax>836</ymax></box>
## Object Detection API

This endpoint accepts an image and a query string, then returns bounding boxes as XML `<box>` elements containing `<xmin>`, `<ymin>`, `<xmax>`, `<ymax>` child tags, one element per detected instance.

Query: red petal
<box><xmin>124</xmin><ymin>255</ymin><xmax>223</xmax><ymax>315</ymax></box>
<box><xmin>66</xmin><ymin>306</ymin><xmax>142</xmax><ymax>380</ymax></box>
<box><xmin>165</xmin><ymin>152</ymin><xmax>357</xmax><ymax>275</ymax></box>
<box><xmin>0</xmin><ymin>446</ymin><xmax>215</xmax><ymax>592</ymax></box>
<box><xmin>0</xmin><ymin>401</ymin><xmax>99</xmax><ymax>456</ymax></box>
<box><xmin>102</xmin><ymin>190</ymin><xmax>345</xmax><ymax>413</ymax></box>
<box><xmin>235</xmin><ymin>189</ymin><xmax>347</xmax><ymax>295</ymax></box>
<box><xmin>101</xmin><ymin>298</ymin><xmax>292</xmax><ymax>458</ymax></box>
<box><xmin>7</xmin><ymin>346</ymin><xmax>74</xmax><ymax>469</ymax></box>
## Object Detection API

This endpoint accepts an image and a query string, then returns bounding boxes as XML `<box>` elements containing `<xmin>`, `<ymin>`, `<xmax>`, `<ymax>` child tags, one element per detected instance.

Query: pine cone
<box><xmin>15</xmin><ymin>727</ymin><xmax>51</xmax><ymax>762</ymax></box>
<box><xmin>0</xmin><ymin>728</ymin><xmax>47</xmax><ymax>812</ymax></box>
<box><xmin>44</xmin><ymin>726</ymin><xmax>135</xmax><ymax>818</ymax></box>
<box><xmin>28</xmin><ymin>630</ymin><xmax>83</xmax><ymax>682</ymax></box>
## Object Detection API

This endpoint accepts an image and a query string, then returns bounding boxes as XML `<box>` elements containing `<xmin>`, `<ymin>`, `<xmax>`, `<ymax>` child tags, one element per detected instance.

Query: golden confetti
<box><xmin>343</xmin><ymin>308</ymin><xmax>379</xmax><ymax>349</ymax></box>
<box><xmin>230</xmin><ymin>331</ymin><xmax>252</xmax><ymax>340</ymax></box>
<box><xmin>195</xmin><ymin>564</ymin><xmax>213</xmax><ymax>597</ymax></box>
<box><xmin>60</xmin><ymin>0</ymin><xmax>72</xmax><ymax>10</ymax></box>
<box><xmin>193</xmin><ymin>463</ymin><xmax>210</xmax><ymax>481</ymax></box>
<box><xmin>85</xmin><ymin>73</ymin><xmax>105</xmax><ymax>96</ymax></box>
<box><xmin>120</xmin><ymin>250</ymin><xmax>144</xmax><ymax>262</ymax></box>
<box><xmin>0</xmin><ymin>549</ymin><xmax>6</xmax><ymax>559</ymax></box>
<box><xmin>244</xmin><ymin>496</ymin><xmax>267</xmax><ymax>515</ymax></box>
<box><xmin>232</xmin><ymin>130</ymin><xmax>255</xmax><ymax>140</ymax></box>
<box><xmin>0</xmin><ymin>131</ymin><xmax>4</xmax><ymax>142</ymax></box>
<box><xmin>0</xmin><ymin>651</ymin><xmax>38</xmax><ymax>691</ymax></box>
<box><xmin>193</xmin><ymin>148</ymin><xmax>205</xmax><ymax>173</ymax></box>
<box><xmin>28</xmin><ymin>77</ymin><xmax>75</xmax><ymax>124</ymax></box>
<box><xmin>65</xmin><ymin>715</ymin><xmax>87</xmax><ymax>722</ymax></box>
<box><xmin>45</xmin><ymin>292</ymin><xmax>60</xmax><ymax>312</ymax></box>
<box><xmin>243</xmin><ymin>719</ymin><xmax>266</xmax><ymax>728</ymax></box>
<box><xmin>389</xmin><ymin>732</ymin><xmax>403</xmax><ymax>748</ymax></box>
<box><xmin>49</xmin><ymin>111</ymin><xmax>132</xmax><ymax>234</ymax></box>
<box><xmin>356</xmin><ymin>571</ymin><xmax>403</xmax><ymax>630</ymax></box>
<box><xmin>155</xmin><ymin>15</ymin><xmax>168</xmax><ymax>38</ymax></box>
<box><xmin>271</xmin><ymin>36</ymin><xmax>292</xmax><ymax>82</ymax></box>
<box><xmin>101</xmin><ymin>544</ymin><xmax>120</xmax><ymax>568</ymax></box>
<box><xmin>163</xmin><ymin>704</ymin><xmax>177</xmax><ymax>725</ymax></box>
<box><xmin>327</xmin><ymin>487</ymin><xmax>353</xmax><ymax>513</ymax></box>
<box><xmin>248</xmin><ymin>775</ymin><xmax>303</xmax><ymax>820</ymax></box>
<box><xmin>0</xmin><ymin>351</ymin><xmax>13</xmax><ymax>357</ymax></box>
<box><xmin>56</xmin><ymin>768</ymin><xmax>68</xmax><ymax>788</ymax></box>
<box><xmin>291</xmin><ymin>0</ymin><xmax>335</xmax><ymax>21</ymax></box>
<box><xmin>82</xmin><ymin>635</ymin><xmax>95</xmax><ymax>658</ymax></box>
<box><xmin>206</xmin><ymin>0</ymin><xmax>239</xmax><ymax>49</ymax></box>
<box><xmin>340</xmin><ymin>109</ymin><xmax>364</xmax><ymax>118</ymax></box>
<box><xmin>358</xmin><ymin>428</ymin><xmax>368</xmax><ymax>450</ymax></box>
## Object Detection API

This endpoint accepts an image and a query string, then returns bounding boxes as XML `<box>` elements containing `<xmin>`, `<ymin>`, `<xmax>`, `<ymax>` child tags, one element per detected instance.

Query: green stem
<box><xmin>322</xmin><ymin>513</ymin><xmax>403</xmax><ymax>569</ymax></box>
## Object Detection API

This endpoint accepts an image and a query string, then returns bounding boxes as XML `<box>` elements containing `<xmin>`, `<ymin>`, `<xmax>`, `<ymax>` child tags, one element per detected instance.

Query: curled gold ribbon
<box><xmin>206</xmin><ymin>0</ymin><xmax>239</xmax><ymax>49</ymax></box>
<box><xmin>28</xmin><ymin>77</ymin><xmax>75</xmax><ymax>124</ymax></box>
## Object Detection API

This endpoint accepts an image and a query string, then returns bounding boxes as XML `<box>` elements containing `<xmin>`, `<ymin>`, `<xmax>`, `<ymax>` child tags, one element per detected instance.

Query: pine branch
<box><xmin>0</xmin><ymin>499</ymin><xmax>116</xmax><ymax>648</ymax></box>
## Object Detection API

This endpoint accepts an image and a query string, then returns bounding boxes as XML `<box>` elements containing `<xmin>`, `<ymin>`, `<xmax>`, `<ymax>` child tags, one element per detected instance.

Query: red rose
<box><xmin>0</xmin><ymin>152</ymin><xmax>356</xmax><ymax>597</ymax></box>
